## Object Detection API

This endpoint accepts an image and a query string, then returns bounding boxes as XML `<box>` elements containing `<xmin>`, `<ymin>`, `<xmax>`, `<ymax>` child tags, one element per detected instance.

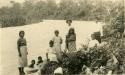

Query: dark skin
<box><xmin>17</xmin><ymin>32</ymin><xmax>28</xmax><ymax>57</ymax></box>
<box><xmin>55</xmin><ymin>31</ymin><xmax>59</xmax><ymax>37</ymax></box>
<box><xmin>46</xmin><ymin>42</ymin><xmax>53</xmax><ymax>60</ymax></box>
<box><xmin>18</xmin><ymin>32</ymin><xmax>24</xmax><ymax>57</ymax></box>
<box><xmin>55</xmin><ymin>31</ymin><xmax>62</xmax><ymax>44</ymax></box>
<box><xmin>17</xmin><ymin>31</ymin><xmax>27</xmax><ymax>75</ymax></box>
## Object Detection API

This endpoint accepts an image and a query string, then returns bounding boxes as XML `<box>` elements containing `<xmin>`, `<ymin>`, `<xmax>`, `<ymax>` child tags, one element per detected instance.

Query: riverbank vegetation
<box><xmin>0</xmin><ymin>0</ymin><xmax>124</xmax><ymax>27</ymax></box>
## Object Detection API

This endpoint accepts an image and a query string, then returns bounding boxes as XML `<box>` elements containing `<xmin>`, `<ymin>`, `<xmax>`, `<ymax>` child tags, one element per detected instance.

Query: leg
<box><xmin>22</xmin><ymin>67</ymin><xmax>25</xmax><ymax>74</ymax></box>
<box><xmin>18</xmin><ymin>67</ymin><xmax>22</xmax><ymax>75</ymax></box>
<box><xmin>20</xmin><ymin>67</ymin><xmax>25</xmax><ymax>75</ymax></box>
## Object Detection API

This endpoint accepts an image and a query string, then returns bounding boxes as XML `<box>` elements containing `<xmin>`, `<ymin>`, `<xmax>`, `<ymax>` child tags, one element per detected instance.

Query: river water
<box><xmin>0</xmin><ymin>20</ymin><xmax>103</xmax><ymax>75</ymax></box>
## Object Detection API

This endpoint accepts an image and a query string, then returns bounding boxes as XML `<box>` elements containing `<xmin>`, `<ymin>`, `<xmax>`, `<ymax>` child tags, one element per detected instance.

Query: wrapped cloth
<box><xmin>24</xmin><ymin>66</ymin><xmax>38</xmax><ymax>75</ymax></box>
<box><xmin>54</xmin><ymin>67</ymin><xmax>63</xmax><ymax>75</ymax></box>
<box><xmin>46</xmin><ymin>47</ymin><xmax>58</xmax><ymax>62</ymax></box>
<box><xmin>18</xmin><ymin>46</ymin><xmax>28</xmax><ymax>67</ymax></box>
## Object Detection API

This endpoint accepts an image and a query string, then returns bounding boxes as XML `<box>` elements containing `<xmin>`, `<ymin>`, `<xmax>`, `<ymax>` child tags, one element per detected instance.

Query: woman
<box><xmin>66</xmin><ymin>28</ymin><xmax>76</xmax><ymax>52</ymax></box>
<box><xmin>17</xmin><ymin>30</ymin><xmax>28</xmax><ymax>75</ymax></box>
<box><xmin>52</xmin><ymin>30</ymin><xmax>63</xmax><ymax>62</ymax></box>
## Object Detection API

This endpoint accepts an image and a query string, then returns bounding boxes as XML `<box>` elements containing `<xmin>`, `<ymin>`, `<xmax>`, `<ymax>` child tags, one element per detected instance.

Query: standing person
<box><xmin>96</xmin><ymin>22</ymin><xmax>104</xmax><ymax>39</ymax></box>
<box><xmin>66</xmin><ymin>19</ymin><xmax>72</xmax><ymax>26</ymax></box>
<box><xmin>52</xmin><ymin>30</ymin><xmax>63</xmax><ymax>62</ymax></box>
<box><xmin>66</xmin><ymin>28</ymin><xmax>76</xmax><ymax>52</ymax></box>
<box><xmin>17</xmin><ymin>31</ymin><xmax>28</xmax><ymax>75</ymax></box>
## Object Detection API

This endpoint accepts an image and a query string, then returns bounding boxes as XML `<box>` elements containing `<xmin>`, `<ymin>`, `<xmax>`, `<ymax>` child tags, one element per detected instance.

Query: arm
<box><xmin>60</xmin><ymin>37</ymin><xmax>63</xmax><ymax>44</ymax></box>
<box><xmin>25</xmin><ymin>39</ymin><xmax>28</xmax><ymax>55</ymax></box>
<box><xmin>65</xmin><ymin>35</ymin><xmax>69</xmax><ymax>49</ymax></box>
<box><xmin>25</xmin><ymin>68</ymin><xmax>38</xmax><ymax>74</ymax></box>
<box><xmin>17</xmin><ymin>39</ymin><xmax>21</xmax><ymax>57</ymax></box>
<box><xmin>46</xmin><ymin>52</ymin><xmax>49</xmax><ymax>60</ymax></box>
<box><xmin>28</xmin><ymin>69</ymin><xmax>38</xmax><ymax>73</ymax></box>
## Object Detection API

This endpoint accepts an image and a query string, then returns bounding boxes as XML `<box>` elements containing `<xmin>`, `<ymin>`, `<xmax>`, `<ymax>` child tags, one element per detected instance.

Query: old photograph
<box><xmin>0</xmin><ymin>0</ymin><xmax>125</xmax><ymax>75</ymax></box>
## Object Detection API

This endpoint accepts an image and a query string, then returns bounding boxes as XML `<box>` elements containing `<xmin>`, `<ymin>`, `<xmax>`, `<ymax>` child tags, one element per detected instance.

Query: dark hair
<box><xmin>37</xmin><ymin>56</ymin><xmax>43</xmax><ymax>65</ymax></box>
<box><xmin>29</xmin><ymin>59</ymin><xmax>35</xmax><ymax>67</ymax></box>
<box><xmin>31</xmin><ymin>59</ymin><xmax>35</xmax><ymax>63</ymax></box>
<box><xmin>55</xmin><ymin>30</ymin><xmax>59</xmax><ymax>33</ymax></box>
<box><xmin>49</xmin><ymin>40</ymin><xmax>54</xmax><ymax>46</ymax></box>
<box><xmin>19</xmin><ymin>30</ymin><xmax>25</xmax><ymax>36</ymax></box>
<box><xmin>38</xmin><ymin>56</ymin><xmax>42</xmax><ymax>59</ymax></box>
<box><xmin>68</xmin><ymin>28</ymin><xmax>75</xmax><ymax>35</ymax></box>
<box><xmin>66</xmin><ymin>20</ymin><xmax>72</xmax><ymax>23</ymax></box>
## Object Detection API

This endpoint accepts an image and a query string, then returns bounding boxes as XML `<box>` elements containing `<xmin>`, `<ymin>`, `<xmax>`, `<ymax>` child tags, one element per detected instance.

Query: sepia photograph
<box><xmin>0</xmin><ymin>0</ymin><xmax>125</xmax><ymax>75</ymax></box>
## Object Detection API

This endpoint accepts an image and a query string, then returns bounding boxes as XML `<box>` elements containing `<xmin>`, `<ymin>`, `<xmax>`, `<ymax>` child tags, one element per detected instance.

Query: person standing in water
<box><xmin>66</xmin><ymin>28</ymin><xmax>76</xmax><ymax>52</ymax></box>
<box><xmin>52</xmin><ymin>30</ymin><xmax>63</xmax><ymax>62</ymax></box>
<box><xmin>66</xmin><ymin>19</ymin><xmax>72</xmax><ymax>26</ymax></box>
<box><xmin>17</xmin><ymin>31</ymin><xmax>28</xmax><ymax>75</ymax></box>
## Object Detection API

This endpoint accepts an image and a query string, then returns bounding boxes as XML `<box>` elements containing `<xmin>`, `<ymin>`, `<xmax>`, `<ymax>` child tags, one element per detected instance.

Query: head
<box><xmin>49</xmin><ymin>40</ymin><xmax>54</xmax><ymax>47</ymax></box>
<box><xmin>38</xmin><ymin>56</ymin><xmax>42</xmax><ymax>61</ymax></box>
<box><xmin>55</xmin><ymin>30</ymin><xmax>59</xmax><ymax>36</ymax></box>
<box><xmin>19</xmin><ymin>30</ymin><xmax>25</xmax><ymax>38</ymax></box>
<box><xmin>66</xmin><ymin>20</ymin><xmax>72</xmax><ymax>26</ymax></box>
<box><xmin>82</xmin><ymin>65</ymin><xmax>87</xmax><ymax>71</ymax></box>
<box><xmin>91</xmin><ymin>34</ymin><xmax>95</xmax><ymax>40</ymax></box>
<box><xmin>31</xmin><ymin>60</ymin><xmax>35</xmax><ymax>65</ymax></box>
<box><xmin>69</xmin><ymin>28</ymin><xmax>75</xmax><ymax>34</ymax></box>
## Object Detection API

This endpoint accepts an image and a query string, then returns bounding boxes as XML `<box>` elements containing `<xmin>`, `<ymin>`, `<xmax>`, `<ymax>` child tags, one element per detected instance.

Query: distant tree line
<box><xmin>0</xmin><ymin>0</ymin><xmax>124</xmax><ymax>27</ymax></box>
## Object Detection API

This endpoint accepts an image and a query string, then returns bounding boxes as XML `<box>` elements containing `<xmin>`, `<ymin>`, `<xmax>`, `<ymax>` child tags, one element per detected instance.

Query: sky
<box><xmin>0</xmin><ymin>0</ymin><xmax>123</xmax><ymax>8</ymax></box>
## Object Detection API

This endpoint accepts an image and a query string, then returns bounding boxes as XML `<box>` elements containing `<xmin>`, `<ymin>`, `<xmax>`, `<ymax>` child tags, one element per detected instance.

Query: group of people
<box><xmin>17</xmin><ymin>20</ymin><xmax>107</xmax><ymax>75</ymax></box>
<box><xmin>17</xmin><ymin>22</ymin><xmax>79</xmax><ymax>75</ymax></box>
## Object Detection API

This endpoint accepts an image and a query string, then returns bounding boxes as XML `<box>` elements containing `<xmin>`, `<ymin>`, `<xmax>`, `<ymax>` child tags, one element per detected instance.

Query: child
<box><xmin>46</xmin><ymin>40</ymin><xmax>58</xmax><ymax>63</ymax></box>
<box><xmin>66</xmin><ymin>28</ymin><xmax>76</xmax><ymax>52</ymax></box>
<box><xmin>52</xmin><ymin>30</ymin><xmax>63</xmax><ymax>62</ymax></box>
<box><xmin>37</xmin><ymin>56</ymin><xmax>43</xmax><ymax>75</ymax></box>
<box><xmin>24</xmin><ymin>60</ymin><xmax>38</xmax><ymax>75</ymax></box>
<box><xmin>37</xmin><ymin>56</ymin><xmax>43</xmax><ymax>66</ymax></box>
<box><xmin>17</xmin><ymin>30</ymin><xmax>28</xmax><ymax>75</ymax></box>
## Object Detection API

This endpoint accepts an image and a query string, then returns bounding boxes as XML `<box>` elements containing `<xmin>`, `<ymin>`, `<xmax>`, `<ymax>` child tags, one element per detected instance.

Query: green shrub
<box><xmin>0</xmin><ymin>15</ymin><xmax>26</xmax><ymax>27</ymax></box>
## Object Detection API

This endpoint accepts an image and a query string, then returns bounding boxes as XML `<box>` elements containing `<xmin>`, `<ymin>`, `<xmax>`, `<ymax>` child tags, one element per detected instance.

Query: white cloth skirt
<box><xmin>18</xmin><ymin>46</ymin><xmax>28</xmax><ymax>67</ymax></box>
<box><xmin>48</xmin><ymin>53</ymin><xmax>58</xmax><ymax>62</ymax></box>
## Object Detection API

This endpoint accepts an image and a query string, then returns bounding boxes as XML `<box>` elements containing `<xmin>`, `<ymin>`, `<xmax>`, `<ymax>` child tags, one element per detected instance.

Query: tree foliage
<box><xmin>0</xmin><ymin>0</ymin><xmax>124</xmax><ymax>27</ymax></box>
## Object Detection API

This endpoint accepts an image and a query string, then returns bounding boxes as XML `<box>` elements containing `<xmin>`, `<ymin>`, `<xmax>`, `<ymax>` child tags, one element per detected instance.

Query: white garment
<box><xmin>52</xmin><ymin>36</ymin><xmax>62</xmax><ymax>45</ymax></box>
<box><xmin>88</xmin><ymin>39</ymin><xmax>99</xmax><ymax>48</ymax></box>
<box><xmin>85</xmin><ymin>67</ymin><xmax>92</xmax><ymax>75</ymax></box>
<box><xmin>82</xmin><ymin>37</ymin><xmax>91</xmax><ymax>46</ymax></box>
<box><xmin>112</xmin><ymin>54</ymin><xmax>118</xmax><ymax>65</ymax></box>
<box><xmin>47</xmin><ymin>47</ymin><xmax>58</xmax><ymax>62</ymax></box>
<box><xmin>24</xmin><ymin>67</ymin><xmax>38</xmax><ymax>75</ymax></box>
<box><xmin>107</xmin><ymin>70</ymin><xmax>112</xmax><ymax>75</ymax></box>
<box><xmin>37</xmin><ymin>63</ymin><xmax>43</xmax><ymax>75</ymax></box>
<box><xmin>54</xmin><ymin>67</ymin><xmax>63</xmax><ymax>74</ymax></box>
<box><xmin>97</xmin><ymin>22</ymin><xmax>104</xmax><ymax>36</ymax></box>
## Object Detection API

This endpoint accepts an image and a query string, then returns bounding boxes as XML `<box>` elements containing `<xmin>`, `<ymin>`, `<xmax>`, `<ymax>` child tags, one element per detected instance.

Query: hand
<box><xmin>19</xmin><ymin>53</ymin><xmax>22</xmax><ymax>57</ymax></box>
